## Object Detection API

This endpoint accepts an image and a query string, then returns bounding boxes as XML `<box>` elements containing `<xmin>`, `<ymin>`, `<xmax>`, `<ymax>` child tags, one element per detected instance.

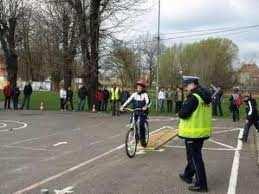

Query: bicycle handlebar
<box><xmin>122</xmin><ymin>108</ymin><xmax>144</xmax><ymax>112</ymax></box>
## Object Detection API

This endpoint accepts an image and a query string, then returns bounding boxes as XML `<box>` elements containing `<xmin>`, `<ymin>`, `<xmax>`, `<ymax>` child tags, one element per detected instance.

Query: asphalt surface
<box><xmin>0</xmin><ymin>110</ymin><xmax>258</xmax><ymax>194</ymax></box>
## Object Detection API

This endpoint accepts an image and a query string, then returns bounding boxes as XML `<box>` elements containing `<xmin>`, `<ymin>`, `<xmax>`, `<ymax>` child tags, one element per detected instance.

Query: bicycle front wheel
<box><xmin>125</xmin><ymin>128</ymin><xmax>137</xmax><ymax>158</ymax></box>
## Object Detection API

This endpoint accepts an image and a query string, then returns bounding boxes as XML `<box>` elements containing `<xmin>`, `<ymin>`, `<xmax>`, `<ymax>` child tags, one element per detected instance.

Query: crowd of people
<box><xmin>3</xmin><ymin>81</ymin><xmax>33</xmax><ymax>110</ymax></box>
<box><xmin>1</xmin><ymin>81</ymin><xmax>259</xmax><ymax>128</ymax></box>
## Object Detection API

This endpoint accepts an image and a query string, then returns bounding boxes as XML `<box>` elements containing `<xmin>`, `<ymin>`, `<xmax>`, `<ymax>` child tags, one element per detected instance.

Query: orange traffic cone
<box><xmin>92</xmin><ymin>104</ymin><xmax>96</xmax><ymax>112</ymax></box>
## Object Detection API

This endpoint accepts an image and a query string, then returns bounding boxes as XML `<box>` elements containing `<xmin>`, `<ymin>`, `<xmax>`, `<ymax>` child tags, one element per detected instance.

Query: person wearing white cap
<box><xmin>178</xmin><ymin>76</ymin><xmax>212</xmax><ymax>192</ymax></box>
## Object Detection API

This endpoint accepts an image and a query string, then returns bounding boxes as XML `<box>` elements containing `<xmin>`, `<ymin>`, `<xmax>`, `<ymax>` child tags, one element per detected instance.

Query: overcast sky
<box><xmin>119</xmin><ymin>0</ymin><xmax>259</xmax><ymax>66</ymax></box>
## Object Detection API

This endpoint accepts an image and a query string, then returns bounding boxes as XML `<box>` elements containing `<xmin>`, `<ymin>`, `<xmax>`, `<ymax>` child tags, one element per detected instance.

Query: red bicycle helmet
<box><xmin>136</xmin><ymin>80</ymin><xmax>146</xmax><ymax>88</ymax></box>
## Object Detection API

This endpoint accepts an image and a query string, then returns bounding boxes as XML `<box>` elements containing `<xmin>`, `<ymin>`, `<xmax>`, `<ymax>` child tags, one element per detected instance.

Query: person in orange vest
<box><xmin>3</xmin><ymin>81</ymin><xmax>12</xmax><ymax>110</ymax></box>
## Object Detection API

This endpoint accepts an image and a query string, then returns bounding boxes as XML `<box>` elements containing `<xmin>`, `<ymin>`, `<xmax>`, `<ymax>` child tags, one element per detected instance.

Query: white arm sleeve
<box><xmin>248</xmin><ymin>101</ymin><xmax>253</xmax><ymax>116</ymax></box>
<box><xmin>121</xmin><ymin>93</ymin><xmax>135</xmax><ymax>108</ymax></box>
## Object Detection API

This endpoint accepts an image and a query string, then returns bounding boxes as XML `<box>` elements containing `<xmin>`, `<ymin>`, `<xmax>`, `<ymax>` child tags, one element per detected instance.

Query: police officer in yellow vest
<box><xmin>110</xmin><ymin>84</ymin><xmax>121</xmax><ymax>116</ymax></box>
<box><xmin>178</xmin><ymin>76</ymin><xmax>212</xmax><ymax>193</ymax></box>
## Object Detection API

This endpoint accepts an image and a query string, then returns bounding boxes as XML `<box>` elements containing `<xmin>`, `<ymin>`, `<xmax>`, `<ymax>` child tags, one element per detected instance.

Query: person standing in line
<box><xmin>121</xmin><ymin>89</ymin><xmax>130</xmax><ymax>105</ymax></box>
<box><xmin>178</xmin><ymin>76</ymin><xmax>212</xmax><ymax>192</ymax></box>
<box><xmin>166</xmin><ymin>88</ymin><xmax>173</xmax><ymax>113</ymax></box>
<box><xmin>175</xmin><ymin>87</ymin><xmax>183</xmax><ymax>113</ymax></box>
<box><xmin>95</xmin><ymin>89</ymin><xmax>103</xmax><ymax>111</ymax></box>
<box><xmin>158</xmin><ymin>88</ymin><xmax>166</xmax><ymax>112</ymax></box>
<box><xmin>3</xmin><ymin>81</ymin><xmax>12</xmax><ymax>110</ymax></box>
<box><xmin>211</xmin><ymin>86</ymin><xmax>218</xmax><ymax>116</ymax></box>
<box><xmin>110</xmin><ymin>84</ymin><xmax>120</xmax><ymax>116</ymax></box>
<box><xmin>102</xmin><ymin>87</ymin><xmax>110</xmax><ymax>112</ymax></box>
<box><xmin>240</xmin><ymin>92</ymin><xmax>259</xmax><ymax>142</ymax></box>
<box><xmin>12</xmin><ymin>85</ymin><xmax>20</xmax><ymax>110</ymax></box>
<box><xmin>60</xmin><ymin>86</ymin><xmax>67</xmax><ymax>111</ymax></box>
<box><xmin>21</xmin><ymin>82</ymin><xmax>33</xmax><ymax>110</ymax></box>
<box><xmin>229</xmin><ymin>87</ymin><xmax>242</xmax><ymax>122</ymax></box>
<box><xmin>66</xmin><ymin>86</ymin><xmax>74</xmax><ymax>111</ymax></box>
<box><xmin>215</xmin><ymin>87</ymin><xmax>223</xmax><ymax>117</ymax></box>
<box><xmin>77</xmin><ymin>85</ymin><xmax>88</xmax><ymax>111</ymax></box>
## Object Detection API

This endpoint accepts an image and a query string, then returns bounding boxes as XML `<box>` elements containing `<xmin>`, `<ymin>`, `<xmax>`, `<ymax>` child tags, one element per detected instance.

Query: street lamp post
<box><xmin>156</xmin><ymin>0</ymin><xmax>161</xmax><ymax>112</ymax></box>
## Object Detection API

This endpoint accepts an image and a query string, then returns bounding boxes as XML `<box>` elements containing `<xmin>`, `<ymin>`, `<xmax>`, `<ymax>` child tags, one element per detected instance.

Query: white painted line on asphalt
<box><xmin>213</xmin><ymin>128</ymin><xmax>240</xmax><ymax>134</ymax></box>
<box><xmin>165</xmin><ymin>145</ymin><xmax>237</xmax><ymax>151</ymax></box>
<box><xmin>54</xmin><ymin>186</ymin><xmax>74</xmax><ymax>194</ymax></box>
<box><xmin>53</xmin><ymin>142</ymin><xmax>68</xmax><ymax>147</ymax></box>
<box><xmin>108</xmin><ymin>134</ymin><xmax>121</xmax><ymax>139</ymax></box>
<box><xmin>227</xmin><ymin>128</ymin><xmax>244</xmax><ymax>194</ymax></box>
<box><xmin>149</xmin><ymin>117</ymin><xmax>178</xmax><ymax>122</ymax></box>
<box><xmin>7</xmin><ymin>128</ymin><xmax>80</xmax><ymax>146</ymax></box>
<box><xmin>0</xmin><ymin>122</ymin><xmax>7</xmax><ymax>128</ymax></box>
<box><xmin>3</xmin><ymin>145</ymin><xmax>55</xmax><ymax>152</ymax></box>
<box><xmin>14</xmin><ymin>126</ymin><xmax>170</xmax><ymax>194</ymax></box>
<box><xmin>0</xmin><ymin>120</ymin><xmax>28</xmax><ymax>132</ymax></box>
<box><xmin>209</xmin><ymin>139</ymin><xmax>235</xmax><ymax>149</ymax></box>
<box><xmin>89</xmin><ymin>140</ymin><xmax>104</xmax><ymax>145</ymax></box>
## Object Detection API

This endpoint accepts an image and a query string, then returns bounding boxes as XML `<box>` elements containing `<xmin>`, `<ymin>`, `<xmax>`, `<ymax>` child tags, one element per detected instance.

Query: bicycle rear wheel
<box><xmin>125</xmin><ymin>128</ymin><xmax>137</xmax><ymax>158</ymax></box>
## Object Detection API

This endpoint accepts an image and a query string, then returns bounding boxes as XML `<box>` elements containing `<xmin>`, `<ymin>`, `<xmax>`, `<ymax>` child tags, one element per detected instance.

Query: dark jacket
<box><xmin>179</xmin><ymin>86</ymin><xmax>212</xmax><ymax>119</ymax></box>
<box><xmin>103</xmin><ymin>89</ymin><xmax>110</xmax><ymax>101</ymax></box>
<box><xmin>67</xmin><ymin>89</ymin><xmax>73</xmax><ymax>101</ymax></box>
<box><xmin>12</xmin><ymin>87</ymin><xmax>20</xmax><ymax>99</ymax></box>
<box><xmin>24</xmin><ymin>84</ymin><xmax>33</xmax><ymax>96</ymax></box>
<box><xmin>244</xmin><ymin>97</ymin><xmax>258</xmax><ymax>121</ymax></box>
<box><xmin>78</xmin><ymin>86</ymin><xmax>88</xmax><ymax>99</ymax></box>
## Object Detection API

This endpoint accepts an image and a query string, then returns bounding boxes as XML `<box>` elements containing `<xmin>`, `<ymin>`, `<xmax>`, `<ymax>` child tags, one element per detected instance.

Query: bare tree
<box><xmin>0</xmin><ymin>0</ymin><xmax>25</xmax><ymax>87</ymax></box>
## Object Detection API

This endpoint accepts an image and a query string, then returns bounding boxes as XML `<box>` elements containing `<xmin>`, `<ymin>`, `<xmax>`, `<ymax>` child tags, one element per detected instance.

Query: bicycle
<box><xmin>123</xmin><ymin>108</ymin><xmax>149</xmax><ymax>158</ymax></box>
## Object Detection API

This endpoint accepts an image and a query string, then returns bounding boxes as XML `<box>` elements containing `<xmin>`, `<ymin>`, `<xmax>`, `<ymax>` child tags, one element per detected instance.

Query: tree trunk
<box><xmin>63</xmin><ymin>57</ymin><xmax>73</xmax><ymax>89</ymax></box>
<box><xmin>6</xmin><ymin>53</ymin><xmax>18</xmax><ymax>88</ymax></box>
<box><xmin>88</xmin><ymin>0</ymin><xmax>101</xmax><ymax>109</ymax></box>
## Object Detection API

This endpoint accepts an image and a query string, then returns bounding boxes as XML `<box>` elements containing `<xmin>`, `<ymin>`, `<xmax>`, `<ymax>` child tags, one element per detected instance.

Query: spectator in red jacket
<box><xmin>3</xmin><ymin>81</ymin><xmax>12</xmax><ymax>110</ymax></box>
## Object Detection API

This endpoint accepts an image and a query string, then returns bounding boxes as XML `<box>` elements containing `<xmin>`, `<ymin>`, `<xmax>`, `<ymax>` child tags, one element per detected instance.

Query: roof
<box><xmin>239</xmin><ymin>63</ymin><xmax>259</xmax><ymax>79</ymax></box>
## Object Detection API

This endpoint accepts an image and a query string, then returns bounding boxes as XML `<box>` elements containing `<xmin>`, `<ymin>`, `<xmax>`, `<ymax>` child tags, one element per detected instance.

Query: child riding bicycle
<box><xmin>120</xmin><ymin>80</ymin><xmax>150</xmax><ymax>147</ymax></box>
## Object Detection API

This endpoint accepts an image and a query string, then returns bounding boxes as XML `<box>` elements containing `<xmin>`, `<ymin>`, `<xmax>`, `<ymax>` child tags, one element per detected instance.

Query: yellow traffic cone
<box><xmin>40</xmin><ymin>101</ymin><xmax>44</xmax><ymax>111</ymax></box>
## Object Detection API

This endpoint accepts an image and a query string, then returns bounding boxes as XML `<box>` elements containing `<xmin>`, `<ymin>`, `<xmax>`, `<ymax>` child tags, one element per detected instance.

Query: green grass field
<box><xmin>0</xmin><ymin>90</ymin><xmax>247</xmax><ymax>119</ymax></box>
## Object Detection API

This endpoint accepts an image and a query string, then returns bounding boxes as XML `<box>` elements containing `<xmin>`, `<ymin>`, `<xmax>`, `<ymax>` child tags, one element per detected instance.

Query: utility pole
<box><xmin>156</xmin><ymin>0</ymin><xmax>161</xmax><ymax>112</ymax></box>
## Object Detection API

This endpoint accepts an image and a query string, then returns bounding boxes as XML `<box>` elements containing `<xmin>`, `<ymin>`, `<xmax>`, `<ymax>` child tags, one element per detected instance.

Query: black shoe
<box><xmin>188</xmin><ymin>185</ymin><xmax>208</xmax><ymax>192</ymax></box>
<box><xmin>179</xmin><ymin>174</ymin><xmax>192</xmax><ymax>184</ymax></box>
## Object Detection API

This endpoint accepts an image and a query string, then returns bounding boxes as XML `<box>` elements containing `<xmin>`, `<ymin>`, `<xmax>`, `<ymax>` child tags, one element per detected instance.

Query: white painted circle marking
<box><xmin>0</xmin><ymin>120</ymin><xmax>28</xmax><ymax>132</ymax></box>
<box><xmin>0</xmin><ymin>123</ymin><xmax>7</xmax><ymax>128</ymax></box>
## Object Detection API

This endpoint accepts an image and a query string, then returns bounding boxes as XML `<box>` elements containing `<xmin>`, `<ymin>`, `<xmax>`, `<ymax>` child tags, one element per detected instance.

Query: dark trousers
<box><xmin>103</xmin><ymin>100</ymin><xmax>108</xmax><ymax>111</ymax></box>
<box><xmin>167</xmin><ymin>100</ymin><xmax>173</xmax><ymax>113</ymax></box>
<box><xmin>77</xmin><ymin>98</ymin><xmax>86</xmax><ymax>111</ymax></box>
<box><xmin>242</xmin><ymin>119</ymin><xmax>259</xmax><ymax>142</ymax></box>
<box><xmin>4</xmin><ymin>96</ymin><xmax>11</xmax><ymax>109</ymax></box>
<box><xmin>134</xmin><ymin>114</ymin><xmax>147</xmax><ymax>143</ymax></box>
<box><xmin>96</xmin><ymin>101</ymin><xmax>101</xmax><ymax>111</ymax></box>
<box><xmin>21</xmin><ymin>95</ymin><xmax>31</xmax><ymax>110</ymax></box>
<box><xmin>60</xmin><ymin>98</ymin><xmax>66</xmax><ymax>110</ymax></box>
<box><xmin>111</xmin><ymin>100</ymin><xmax>120</xmax><ymax>116</ymax></box>
<box><xmin>175</xmin><ymin>101</ymin><xmax>182</xmax><ymax>113</ymax></box>
<box><xmin>66</xmin><ymin>99</ymin><xmax>74</xmax><ymax>110</ymax></box>
<box><xmin>184</xmin><ymin>139</ymin><xmax>208</xmax><ymax>189</ymax></box>
<box><xmin>159</xmin><ymin>99</ymin><xmax>165</xmax><ymax>112</ymax></box>
<box><xmin>212</xmin><ymin>102</ymin><xmax>223</xmax><ymax>116</ymax></box>
<box><xmin>232</xmin><ymin>108</ymin><xmax>239</xmax><ymax>122</ymax></box>
<box><xmin>13</xmin><ymin>97</ymin><xmax>19</xmax><ymax>110</ymax></box>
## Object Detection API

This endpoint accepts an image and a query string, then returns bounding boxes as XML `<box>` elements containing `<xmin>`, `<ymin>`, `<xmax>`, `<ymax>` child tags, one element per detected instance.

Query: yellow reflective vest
<box><xmin>111</xmin><ymin>87</ymin><xmax>120</xmax><ymax>101</ymax></box>
<box><xmin>178</xmin><ymin>93</ymin><xmax>212</xmax><ymax>139</ymax></box>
